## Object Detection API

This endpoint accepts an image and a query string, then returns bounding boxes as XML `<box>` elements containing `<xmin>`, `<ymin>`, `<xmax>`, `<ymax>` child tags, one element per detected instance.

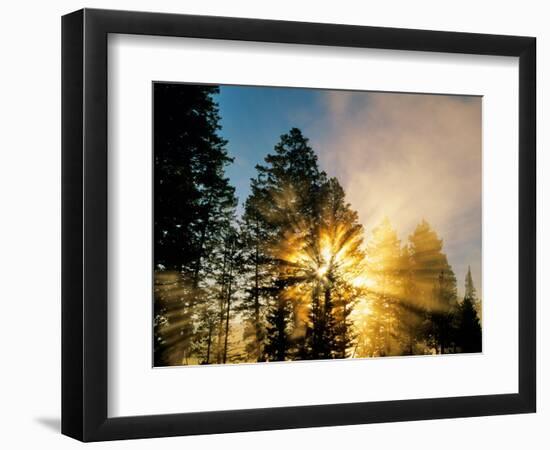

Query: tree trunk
<box><xmin>223</xmin><ymin>240</ymin><xmax>235</xmax><ymax>364</ymax></box>
<box><xmin>192</xmin><ymin>220</ymin><xmax>208</xmax><ymax>289</ymax></box>
<box><xmin>192</xmin><ymin>196</ymin><xmax>213</xmax><ymax>290</ymax></box>
<box><xmin>253</xmin><ymin>237</ymin><xmax>262</xmax><ymax>359</ymax></box>
<box><xmin>205</xmin><ymin>324</ymin><xmax>213</xmax><ymax>364</ymax></box>
<box><xmin>215</xmin><ymin>238</ymin><xmax>231</xmax><ymax>363</ymax></box>
<box><xmin>223</xmin><ymin>277</ymin><xmax>233</xmax><ymax>364</ymax></box>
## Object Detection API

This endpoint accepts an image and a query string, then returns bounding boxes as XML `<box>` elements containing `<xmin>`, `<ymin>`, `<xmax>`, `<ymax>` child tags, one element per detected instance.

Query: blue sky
<box><xmin>215</xmin><ymin>85</ymin><xmax>482</xmax><ymax>298</ymax></box>
<box><xmin>217</xmin><ymin>85</ymin><xmax>324</xmax><ymax>211</ymax></box>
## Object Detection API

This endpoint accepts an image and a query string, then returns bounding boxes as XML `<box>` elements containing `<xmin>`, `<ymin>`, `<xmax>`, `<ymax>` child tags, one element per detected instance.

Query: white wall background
<box><xmin>0</xmin><ymin>1</ymin><xmax>546</xmax><ymax>448</ymax></box>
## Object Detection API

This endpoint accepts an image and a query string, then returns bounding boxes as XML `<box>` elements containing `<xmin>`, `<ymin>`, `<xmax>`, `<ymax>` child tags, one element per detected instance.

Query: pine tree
<box><xmin>430</xmin><ymin>270</ymin><xmax>457</xmax><ymax>354</ymax></box>
<box><xmin>454</xmin><ymin>268</ymin><xmax>482</xmax><ymax>353</ymax></box>
<box><xmin>455</xmin><ymin>297</ymin><xmax>482</xmax><ymax>353</ymax></box>
<box><xmin>319</xmin><ymin>178</ymin><xmax>364</xmax><ymax>359</ymax></box>
<box><xmin>237</xmin><ymin>188</ymin><xmax>271</xmax><ymax>361</ymax></box>
<box><xmin>243</xmin><ymin>128</ymin><xmax>328</xmax><ymax>361</ymax></box>
<box><xmin>153</xmin><ymin>83</ymin><xmax>237</xmax><ymax>366</ymax></box>
<box><xmin>154</xmin><ymin>83</ymin><xmax>234</xmax><ymax>272</ymax></box>
<box><xmin>464</xmin><ymin>265</ymin><xmax>482</xmax><ymax>322</ymax></box>
<box><xmin>397</xmin><ymin>245</ymin><xmax>424</xmax><ymax>355</ymax></box>
<box><xmin>208</xmin><ymin>226</ymin><xmax>242</xmax><ymax>364</ymax></box>
<box><xmin>408</xmin><ymin>220</ymin><xmax>457</xmax><ymax>354</ymax></box>
<box><xmin>193</xmin><ymin>301</ymin><xmax>218</xmax><ymax>364</ymax></box>
<box><xmin>360</xmin><ymin>218</ymin><xmax>402</xmax><ymax>356</ymax></box>
<box><xmin>263</xmin><ymin>295</ymin><xmax>293</xmax><ymax>361</ymax></box>
<box><xmin>464</xmin><ymin>266</ymin><xmax>476</xmax><ymax>301</ymax></box>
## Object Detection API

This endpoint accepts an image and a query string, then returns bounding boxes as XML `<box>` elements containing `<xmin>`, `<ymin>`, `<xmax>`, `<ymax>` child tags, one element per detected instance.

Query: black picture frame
<box><xmin>61</xmin><ymin>8</ymin><xmax>536</xmax><ymax>442</ymax></box>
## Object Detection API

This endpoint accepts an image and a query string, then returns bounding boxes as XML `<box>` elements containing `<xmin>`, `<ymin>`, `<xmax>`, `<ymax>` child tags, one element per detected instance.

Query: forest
<box><xmin>153</xmin><ymin>83</ymin><xmax>482</xmax><ymax>366</ymax></box>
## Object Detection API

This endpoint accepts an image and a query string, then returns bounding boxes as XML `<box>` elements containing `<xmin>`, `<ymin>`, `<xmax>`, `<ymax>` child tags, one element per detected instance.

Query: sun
<box><xmin>317</xmin><ymin>264</ymin><xmax>328</xmax><ymax>278</ymax></box>
<box><xmin>320</xmin><ymin>243</ymin><xmax>332</xmax><ymax>265</ymax></box>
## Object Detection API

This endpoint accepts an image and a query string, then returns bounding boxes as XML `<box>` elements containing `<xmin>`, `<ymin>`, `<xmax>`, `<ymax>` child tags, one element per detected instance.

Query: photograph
<box><xmin>153</xmin><ymin>83</ymin><xmax>483</xmax><ymax>367</ymax></box>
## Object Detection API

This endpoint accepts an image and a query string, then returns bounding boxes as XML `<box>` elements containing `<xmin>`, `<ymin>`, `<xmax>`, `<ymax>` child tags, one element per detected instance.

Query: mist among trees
<box><xmin>153</xmin><ymin>83</ymin><xmax>482</xmax><ymax>366</ymax></box>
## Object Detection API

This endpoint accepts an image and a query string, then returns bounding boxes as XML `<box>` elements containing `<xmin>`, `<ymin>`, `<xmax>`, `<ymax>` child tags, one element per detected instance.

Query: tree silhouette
<box><xmin>247</xmin><ymin>128</ymin><xmax>328</xmax><ymax>361</ymax></box>
<box><xmin>455</xmin><ymin>269</ymin><xmax>482</xmax><ymax>353</ymax></box>
<box><xmin>153</xmin><ymin>83</ymin><xmax>237</xmax><ymax>366</ymax></box>
<box><xmin>408</xmin><ymin>220</ymin><xmax>457</xmax><ymax>354</ymax></box>
<box><xmin>303</xmin><ymin>178</ymin><xmax>365</xmax><ymax>359</ymax></box>
<box><xmin>464</xmin><ymin>265</ymin><xmax>482</xmax><ymax>323</ymax></box>
<box><xmin>361</xmin><ymin>218</ymin><xmax>402</xmax><ymax>357</ymax></box>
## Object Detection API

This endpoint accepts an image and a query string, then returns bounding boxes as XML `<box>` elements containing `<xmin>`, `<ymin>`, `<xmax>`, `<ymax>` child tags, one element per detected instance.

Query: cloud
<box><xmin>309</xmin><ymin>91</ymin><xmax>482</xmax><ymax>294</ymax></box>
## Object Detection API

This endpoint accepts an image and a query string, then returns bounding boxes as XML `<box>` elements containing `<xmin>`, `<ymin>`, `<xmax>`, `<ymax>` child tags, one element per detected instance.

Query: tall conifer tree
<box><xmin>408</xmin><ymin>220</ymin><xmax>457</xmax><ymax>354</ymax></box>
<box><xmin>153</xmin><ymin>84</ymin><xmax>237</xmax><ymax>366</ymax></box>
<box><xmin>455</xmin><ymin>267</ymin><xmax>482</xmax><ymax>353</ymax></box>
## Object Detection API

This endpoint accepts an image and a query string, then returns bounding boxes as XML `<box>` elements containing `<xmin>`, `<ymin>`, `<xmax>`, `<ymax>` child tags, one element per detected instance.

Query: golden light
<box><xmin>320</xmin><ymin>242</ymin><xmax>332</xmax><ymax>265</ymax></box>
<box><xmin>351</xmin><ymin>274</ymin><xmax>375</xmax><ymax>289</ymax></box>
<box><xmin>355</xmin><ymin>300</ymin><xmax>372</xmax><ymax>317</ymax></box>
<box><xmin>317</xmin><ymin>264</ymin><xmax>328</xmax><ymax>278</ymax></box>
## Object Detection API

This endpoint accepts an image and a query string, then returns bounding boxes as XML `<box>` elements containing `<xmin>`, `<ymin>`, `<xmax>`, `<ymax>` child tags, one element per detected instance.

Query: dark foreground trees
<box><xmin>153</xmin><ymin>84</ymin><xmax>237</xmax><ymax>366</ymax></box>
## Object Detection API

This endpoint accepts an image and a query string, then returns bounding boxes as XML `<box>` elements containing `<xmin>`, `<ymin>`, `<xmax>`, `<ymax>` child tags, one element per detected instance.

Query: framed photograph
<box><xmin>62</xmin><ymin>8</ymin><xmax>536</xmax><ymax>442</ymax></box>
